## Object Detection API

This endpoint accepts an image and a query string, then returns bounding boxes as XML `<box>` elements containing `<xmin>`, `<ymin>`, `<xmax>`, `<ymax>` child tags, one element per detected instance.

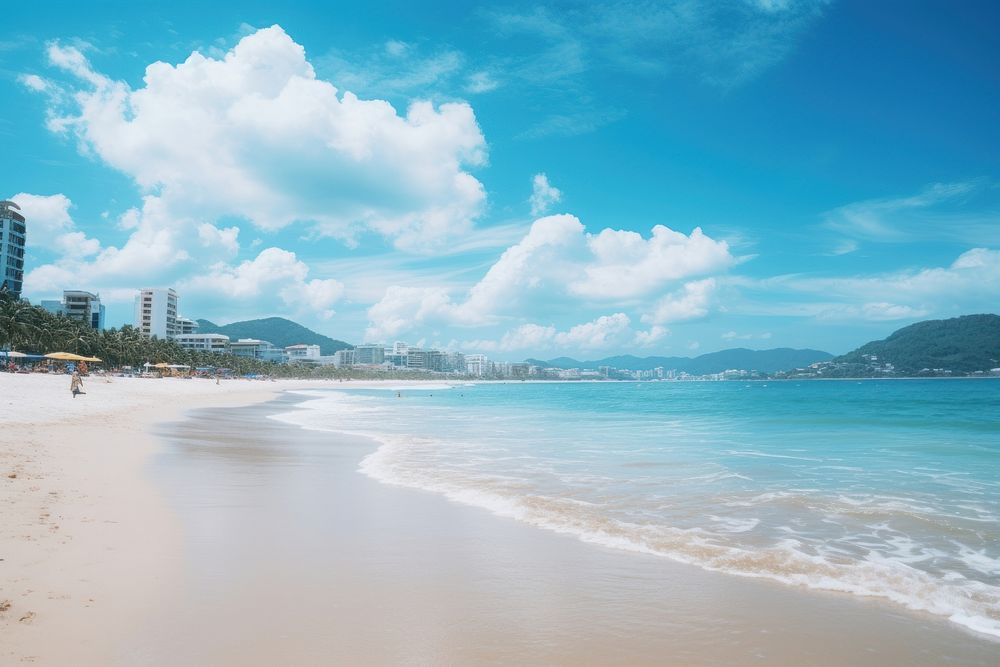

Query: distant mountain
<box><xmin>684</xmin><ymin>348</ymin><xmax>834</xmax><ymax>374</ymax></box>
<box><xmin>527</xmin><ymin>348</ymin><xmax>833</xmax><ymax>374</ymax></box>
<box><xmin>834</xmin><ymin>314</ymin><xmax>1000</xmax><ymax>374</ymax></box>
<box><xmin>195</xmin><ymin>317</ymin><xmax>352</xmax><ymax>355</ymax></box>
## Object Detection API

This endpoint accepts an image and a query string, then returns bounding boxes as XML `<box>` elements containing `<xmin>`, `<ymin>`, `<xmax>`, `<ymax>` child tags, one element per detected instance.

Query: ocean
<box><xmin>273</xmin><ymin>379</ymin><xmax>1000</xmax><ymax>639</ymax></box>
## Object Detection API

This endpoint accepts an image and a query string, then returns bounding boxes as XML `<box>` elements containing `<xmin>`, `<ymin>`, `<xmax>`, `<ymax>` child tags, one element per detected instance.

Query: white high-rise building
<box><xmin>465</xmin><ymin>354</ymin><xmax>488</xmax><ymax>377</ymax></box>
<box><xmin>134</xmin><ymin>288</ymin><xmax>179</xmax><ymax>339</ymax></box>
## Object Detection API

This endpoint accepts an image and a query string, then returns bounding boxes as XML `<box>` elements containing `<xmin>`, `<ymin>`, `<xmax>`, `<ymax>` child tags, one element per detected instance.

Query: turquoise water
<box><xmin>274</xmin><ymin>379</ymin><xmax>1000</xmax><ymax>638</ymax></box>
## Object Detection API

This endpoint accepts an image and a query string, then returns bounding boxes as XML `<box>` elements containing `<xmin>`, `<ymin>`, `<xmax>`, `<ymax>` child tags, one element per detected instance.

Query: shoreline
<box><xmin>283</xmin><ymin>383</ymin><xmax>1000</xmax><ymax>645</ymax></box>
<box><xmin>136</xmin><ymin>390</ymin><xmax>998</xmax><ymax>665</ymax></box>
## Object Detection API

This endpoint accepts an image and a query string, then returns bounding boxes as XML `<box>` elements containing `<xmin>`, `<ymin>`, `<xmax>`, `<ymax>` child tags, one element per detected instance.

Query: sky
<box><xmin>2</xmin><ymin>0</ymin><xmax>998</xmax><ymax>359</ymax></box>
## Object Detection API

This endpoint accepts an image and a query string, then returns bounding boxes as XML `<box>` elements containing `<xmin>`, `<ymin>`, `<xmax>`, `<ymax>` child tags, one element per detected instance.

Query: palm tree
<box><xmin>0</xmin><ymin>296</ymin><xmax>39</xmax><ymax>351</ymax></box>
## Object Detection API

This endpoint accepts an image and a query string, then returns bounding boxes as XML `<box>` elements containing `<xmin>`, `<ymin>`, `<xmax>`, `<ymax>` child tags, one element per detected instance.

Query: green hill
<box><xmin>527</xmin><ymin>348</ymin><xmax>833</xmax><ymax>374</ymax></box>
<box><xmin>195</xmin><ymin>317</ymin><xmax>352</xmax><ymax>355</ymax></box>
<box><xmin>835</xmin><ymin>314</ymin><xmax>1000</xmax><ymax>374</ymax></box>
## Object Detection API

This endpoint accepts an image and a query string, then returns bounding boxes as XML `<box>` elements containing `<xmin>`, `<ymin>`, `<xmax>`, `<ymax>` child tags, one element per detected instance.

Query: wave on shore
<box><xmin>273</xmin><ymin>386</ymin><xmax>1000</xmax><ymax>640</ymax></box>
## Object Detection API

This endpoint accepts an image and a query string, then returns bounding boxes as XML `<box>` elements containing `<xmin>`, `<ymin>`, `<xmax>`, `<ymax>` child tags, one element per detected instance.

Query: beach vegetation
<box><xmin>0</xmin><ymin>294</ymin><xmax>422</xmax><ymax>379</ymax></box>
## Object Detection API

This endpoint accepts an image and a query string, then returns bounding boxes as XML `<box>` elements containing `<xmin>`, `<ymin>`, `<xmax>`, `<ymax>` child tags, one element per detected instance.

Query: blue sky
<box><xmin>2</xmin><ymin>0</ymin><xmax>998</xmax><ymax>358</ymax></box>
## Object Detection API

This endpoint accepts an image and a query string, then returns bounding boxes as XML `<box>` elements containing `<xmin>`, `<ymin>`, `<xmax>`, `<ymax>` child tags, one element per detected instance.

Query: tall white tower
<box><xmin>134</xmin><ymin>288</ymin><xmax>179</xmax><ymax>339</ymax></box>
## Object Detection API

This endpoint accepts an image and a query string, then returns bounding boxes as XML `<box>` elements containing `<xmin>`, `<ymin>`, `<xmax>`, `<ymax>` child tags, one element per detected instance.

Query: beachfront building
<box><xmin>230</xmin><ymin>338</ymin><xmax>284</xmax><ymax>363</ymax></box>
<box><xmin>176</xmin><ymin>316</ymin><xmax>199</xmax><ymax>335</ymax></box>
<box><xmin>354</xmin><ymin>344</ymin><xmax>385</xmax><ymax>365</ymax></box>
<box><xmin>134</xmin><ymin>288</ymin><xmax>179</xmax><ymax>339</ymax></box>
<box><xmin>0</xmin><ymin>200</ymin><xmax>26</xmax><ymax>299</ymax></box>
<box><xmin>64</xmin><ymin>290</ymin><xmax>106</xmax><ymax>330</ymax></box>
<box><xmin>443</xmin><ymin>352</ymin><xmax>466</xmax><ymax>373</ymax></box>
<box><xmin>427</xmin><ymin>351</ymin><xmax>443</xmax><ymax>372</ymax></box>
<box><xmin>40</xmin><ymin>290</ymin><xmax>106</xmax><ymax>330</ymax></box>
<box><xmin>405</xmin><ymin>348</ymin><xmax>444</xmax><ymax>372</ymax></box>
<box><xmin>176</xmin><ymin>333</ymin><xmax>230</xmax><ymax>354</ymax></box>
<box><xmin>285</xmin><ymin>344</ymin><xmax>321</xmax><ymax>361</ymax></box>
<box><xmin>405</xmin><ymin>348</ymin><xmax>427</xmax><ymax>370</ymax></box>
<box><xmin>465</xmin><ymin>354</ymin><xmax>488</xmax><ymax>377</ymax></box>
<box><xmin>333</xmin><ymin>349</ymin><xmax>355</xmax><ymax>367</ymax></box>
<box><xmin>510</xmin><ymin>362</ymin><xmax>531</xmax><ymax>378</ymax></box>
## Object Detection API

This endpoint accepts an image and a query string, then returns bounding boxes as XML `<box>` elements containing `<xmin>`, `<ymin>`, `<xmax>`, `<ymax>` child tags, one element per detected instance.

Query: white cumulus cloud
<box><xmin>182</xmin><ymin>247</ymin><xmax>344</xmax><ymax>317</ymax></box>
<box><xmin>365</xmin><ymin>214</ymin><xmax>733</xmax><ymax>340</ymax></box>
<box><xmin>495</xmin><ymin>323</ymin><xmax>558</xmax><ymax>351</ymax></box>
<box><xmin>32</xmin><ymin>25</ymin><xmax>488</xmax><ymax>252</ymax></box>
<box><xmin>465</xmin><ymin>313</ymin><xmax>632</xmax><ymax>353</ymax></box>
<box><xmin>572</xmin><ymin>227</ymin><xmax>732</xmax><ymax>299</ymax></box>
<box><xmin>9</xmin><ymin>193</ymin><xmax>102</xmax><ymax>259</ymax></box>
<box><xmin>529</xmin><ymin>173</ymin><xmax>562</xmax><ymax>216</ymax></box>
<box><xmin>555</xmin><ymin>312</ymin><xmax>631</xmax><ymax>349</ymax></box>
<box><xmin>642</xmin><ymin>278</ymin><xmax>717</xmax><ymax>324</ymax></box>
<box><xmin>634</xmin><ymin>325</ymin><xmax>669</xmax><ymax>346</ymax></box>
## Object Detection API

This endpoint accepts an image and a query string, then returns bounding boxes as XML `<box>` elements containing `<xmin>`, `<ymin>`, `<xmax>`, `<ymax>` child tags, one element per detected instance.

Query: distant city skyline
<box><xmin>3</xmin><ymin>1</ymin><xmax>999</xmax><ymax>357</ymax></box>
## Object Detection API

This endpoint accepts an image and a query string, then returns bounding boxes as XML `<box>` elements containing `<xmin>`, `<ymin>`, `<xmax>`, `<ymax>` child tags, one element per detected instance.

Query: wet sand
<box><xmin>131</xmin><ymin>393</ymin><xmax>999</xmax><ymax>665</ymax></box>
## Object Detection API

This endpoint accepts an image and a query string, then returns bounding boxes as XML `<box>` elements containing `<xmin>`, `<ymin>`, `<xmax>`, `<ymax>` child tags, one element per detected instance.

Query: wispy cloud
<box><xmin>517</xmin><ymin>109</ymin><xmax>627</xmax><ymax>140</ymax></box>
<box><xmin>729</xmin><ymin>247</ymin><xmax>1000</xmax><ymax>322</ymax></box>
<box><xmin>307</xmin><ymin>3</ymin><xmax>825</xmax><ymax>141</ymax></box>
<box><xmin>722</xmin><ymin>330</ymin><xmax>772</xmax><ymax>340</ymax></box>
<box><xmin>318</xmin><ymin>39</ymin><xmax>468</xmax><ymax>102</ymax></box>
<box><xmin>490</xmin><ymin>1</ymin><xmax>828</xmax><ymax>88</ymax></box>
<box><xmin>823</xmin><ymin>180</ymin><xmax>1000</xmax><ymax>249</ymax></box>
<box><xmin>465</xmin><ymin>70</ymin><xmax>500</xmax><ymax>93</ymax></box>
<box><xmin>484</xmin><ymin>1</ymin><xmax>826</xmax><ymax>139</ymax></box>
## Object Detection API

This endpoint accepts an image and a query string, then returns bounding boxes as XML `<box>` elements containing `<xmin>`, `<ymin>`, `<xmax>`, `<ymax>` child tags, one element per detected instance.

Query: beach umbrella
<box><xmin>0</xmin><ymin>350</ymin><xmax>27</xmax><ymax>358</ymax></box>
<box><xmin>45</xmin><ymin>352</ymin><xmax>102</xmax><ymax>362</ymax></box>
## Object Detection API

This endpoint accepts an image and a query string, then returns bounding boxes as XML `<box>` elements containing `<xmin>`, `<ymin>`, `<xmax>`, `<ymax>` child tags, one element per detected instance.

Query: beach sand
<box><xmin>0</xmin><ymin>373</ymin><xmax>352</xmax><ymax>664</ymax></box>
<box><xmin>2</xmin><ymin>376</ymin><xmax>998</xmax><ymax>665</ymax></box>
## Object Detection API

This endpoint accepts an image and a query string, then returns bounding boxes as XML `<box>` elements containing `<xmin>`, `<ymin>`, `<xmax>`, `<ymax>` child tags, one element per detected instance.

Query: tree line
<box><xmin>0</xmin><ymin>294</ymin><xmax>430</xmax><ymax>379</ymax></box>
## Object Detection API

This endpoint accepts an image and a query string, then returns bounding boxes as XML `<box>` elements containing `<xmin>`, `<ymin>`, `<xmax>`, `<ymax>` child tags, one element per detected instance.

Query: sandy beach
<box><xmin>0</xmin><ymin>373</ymin><xmax>361</xmax><ymax>664</ymax></box>
<box><xmin>2</xmin><ymin>374</ymin><xmax>999</xmax><ymax>665</ymax></box>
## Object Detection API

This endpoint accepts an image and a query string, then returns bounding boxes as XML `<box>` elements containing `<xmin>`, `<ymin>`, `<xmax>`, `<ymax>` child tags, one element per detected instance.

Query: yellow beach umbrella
<box><xmin>44</xmin><ymin>352</ymin><xmax>103</xmax><ymax>362</ymax></box>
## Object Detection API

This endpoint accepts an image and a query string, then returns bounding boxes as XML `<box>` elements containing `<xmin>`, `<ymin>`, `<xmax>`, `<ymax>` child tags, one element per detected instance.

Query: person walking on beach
<box><xmin>70</xmin><ymin>371</ymin><xmax>85</xmax><ymax>398</ymax></box>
